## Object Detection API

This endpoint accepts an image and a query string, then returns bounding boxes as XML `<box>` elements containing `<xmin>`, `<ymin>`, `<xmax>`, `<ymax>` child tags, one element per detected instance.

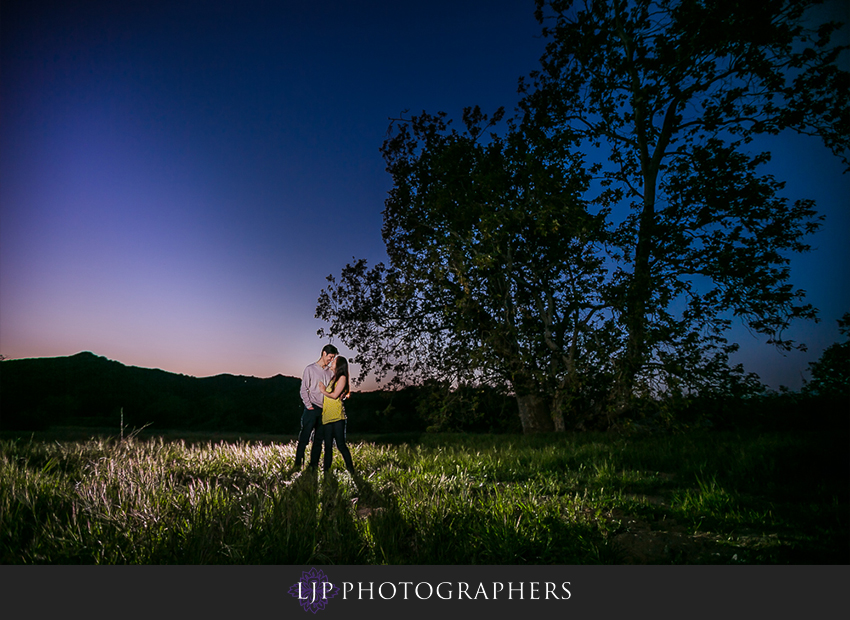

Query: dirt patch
<box><xmin>356</xmin><ymin>505</ymin><xmax>385</xmax><ymax>519</ymax></box>
<box><xmin>603</xmin><ymin>508</ymin><xmax>740</xmax><ymax>564</ymax></box>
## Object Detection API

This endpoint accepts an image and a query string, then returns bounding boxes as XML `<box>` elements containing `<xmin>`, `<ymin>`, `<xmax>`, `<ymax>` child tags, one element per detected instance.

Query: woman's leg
<box><xmin>333</xmin><ymin>420</ymin><xmax>355</xmax><ymax>472</ymax></box>
<box><xmin>322</xmin><ymin>422</ymin><xmax>335</xmax><ymax>472</ymax></box>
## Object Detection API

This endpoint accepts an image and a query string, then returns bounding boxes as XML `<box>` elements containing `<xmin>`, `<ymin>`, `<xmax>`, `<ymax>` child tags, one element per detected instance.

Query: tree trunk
<box><xmin>552</xmin><ymin>408</ymin><xmax>566</xmax><ymax>432</ymax></box>
<box><xmin>515</xmin><ymin>392</ymin><xmax>555</xmax><ymax>434</ymax></box>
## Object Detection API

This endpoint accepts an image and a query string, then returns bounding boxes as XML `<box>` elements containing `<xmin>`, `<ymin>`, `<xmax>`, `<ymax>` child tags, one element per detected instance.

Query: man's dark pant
<box><xmin>294</xmin><ymin>406</ymin><xmax>323</xmax><ymax>468</ymax></box>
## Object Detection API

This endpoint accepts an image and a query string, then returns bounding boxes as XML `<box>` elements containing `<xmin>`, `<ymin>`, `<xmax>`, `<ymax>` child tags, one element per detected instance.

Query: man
<box><xmin>294</xmin><ymin>344</ymin><xmax>338</xmax><ymax>469</ymax></box>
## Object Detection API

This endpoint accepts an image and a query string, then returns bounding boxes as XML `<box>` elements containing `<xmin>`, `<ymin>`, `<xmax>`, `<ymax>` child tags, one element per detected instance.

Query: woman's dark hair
<box><xmin>332</xmin><ymin>356</ymin><xmax>350</xmax><ymax>398</ymax></box>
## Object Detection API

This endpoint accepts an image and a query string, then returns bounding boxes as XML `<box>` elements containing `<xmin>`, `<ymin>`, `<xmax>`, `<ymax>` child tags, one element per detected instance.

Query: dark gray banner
<box><xmin>4</xmin><ymin>565</ymin><xmax>847</xmax><ymax>618</ymax></box>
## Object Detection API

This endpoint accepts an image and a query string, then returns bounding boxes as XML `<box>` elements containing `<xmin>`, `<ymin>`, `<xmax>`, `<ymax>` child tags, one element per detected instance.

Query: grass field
<box><xmin>1</xmin><ymin>428</ymin><xmax>847</xmax><ymax>564</ymax></box>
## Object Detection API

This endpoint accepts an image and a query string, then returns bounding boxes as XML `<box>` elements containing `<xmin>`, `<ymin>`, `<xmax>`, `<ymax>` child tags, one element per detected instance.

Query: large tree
<box><xmin>520</xmin><ymin>0</ymin><xmax>848</xmax><ymax>415</ymax></box>
<box><xmin>318</xmin><ymin>0</ymin><xmax>848</xmax><ymax>432</ymax></box>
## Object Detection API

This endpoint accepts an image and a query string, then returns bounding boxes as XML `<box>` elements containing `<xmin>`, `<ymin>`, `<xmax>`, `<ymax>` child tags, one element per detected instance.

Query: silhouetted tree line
<box><xmin>1</xmin><ymin>344</ymin><xmax>846</xmax><ymax>437</ymax></box>
<box><xmin>0</xmin><ymin>352</ymin><xmax>518</xmax><ymax>435</ymax></box>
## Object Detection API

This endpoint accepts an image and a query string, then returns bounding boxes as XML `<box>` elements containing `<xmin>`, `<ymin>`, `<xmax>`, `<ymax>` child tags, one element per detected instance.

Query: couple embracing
<box><xmin>294</xmin><ymin>344</ymin><xmax>356</xmax><ymax>473</ymax></box>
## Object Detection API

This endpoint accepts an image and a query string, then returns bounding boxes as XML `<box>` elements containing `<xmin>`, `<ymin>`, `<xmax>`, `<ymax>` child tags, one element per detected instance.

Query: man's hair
<box><xmin>322</xmin><ymin>344</ymin><xmax>339</xmax><ymax>356</ymax></box>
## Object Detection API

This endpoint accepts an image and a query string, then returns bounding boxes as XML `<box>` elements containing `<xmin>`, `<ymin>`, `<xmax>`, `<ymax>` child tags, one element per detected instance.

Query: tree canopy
<box><xmin>318</xmin><ymin>108</ymin><xmax>610</xmax><ymax>431</ymax></box>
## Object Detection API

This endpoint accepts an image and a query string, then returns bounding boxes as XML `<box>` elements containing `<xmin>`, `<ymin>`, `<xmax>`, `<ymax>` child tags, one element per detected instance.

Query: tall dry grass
<box><xmin>1</xmin><ymin>430</ymin><xmax>846</xmax><ymax>564</ymax></box>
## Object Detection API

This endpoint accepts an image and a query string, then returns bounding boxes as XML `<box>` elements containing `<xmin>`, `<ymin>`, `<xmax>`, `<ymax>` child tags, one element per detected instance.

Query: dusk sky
<box><xmin>2</xmin><ymin>0</ymin><xmax>848</xmax><ymax>391</ymax></box>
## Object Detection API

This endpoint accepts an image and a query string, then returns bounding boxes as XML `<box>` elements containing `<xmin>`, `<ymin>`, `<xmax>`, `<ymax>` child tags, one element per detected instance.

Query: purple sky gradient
<box><xmin>1</xmin><ymin>0</ymin><xmax>848</xmax><ymax>391</ymax></box>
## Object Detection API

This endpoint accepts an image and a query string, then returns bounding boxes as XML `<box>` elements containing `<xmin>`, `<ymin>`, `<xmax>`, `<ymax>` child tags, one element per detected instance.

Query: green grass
<box><xmin>0</xmin><ymin>429</ymin><xmax>846</xmax><ymax>564</ymax></box>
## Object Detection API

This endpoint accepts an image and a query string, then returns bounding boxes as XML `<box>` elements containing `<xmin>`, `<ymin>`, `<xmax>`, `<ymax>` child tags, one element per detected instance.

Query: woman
<box><xmin>319</xmin><ymin>355</ymin><xmax>355</xmax><ymax>474</ymax></box>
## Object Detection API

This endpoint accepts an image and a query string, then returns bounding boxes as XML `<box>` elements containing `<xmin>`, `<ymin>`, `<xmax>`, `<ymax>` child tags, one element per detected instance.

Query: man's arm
<box><xmin>300</xmin><ymin>366</ymin><xmax>313</xmax><ymax>409</ymax></box>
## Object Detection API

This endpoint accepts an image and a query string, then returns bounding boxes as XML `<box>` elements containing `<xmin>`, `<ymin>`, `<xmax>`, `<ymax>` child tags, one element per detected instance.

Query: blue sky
<box><xmin>1</xmin><ymin>0</ymin><xmax>847</xmax><ymax>391</ymax></box>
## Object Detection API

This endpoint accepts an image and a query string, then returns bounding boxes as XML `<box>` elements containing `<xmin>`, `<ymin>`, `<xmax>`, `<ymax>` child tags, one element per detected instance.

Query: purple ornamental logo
<box><xmin>289</xmin><ymin>567</ymin><xmax>340</xmax><ymax>613</ymax></box>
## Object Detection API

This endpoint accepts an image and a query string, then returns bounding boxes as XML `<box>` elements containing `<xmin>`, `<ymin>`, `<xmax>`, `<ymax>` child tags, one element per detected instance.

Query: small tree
<box><xmin>804</xmin><ymin>312</ymin><xmax>850</xmax><ymax>398</ymax></box>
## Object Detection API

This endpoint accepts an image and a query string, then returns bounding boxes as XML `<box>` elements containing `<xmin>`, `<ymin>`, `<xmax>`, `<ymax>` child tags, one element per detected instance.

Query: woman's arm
<box><xmin>325</xmin><ymin>376</ymin><xmax>347</xmax><ymax>399</ymax></box>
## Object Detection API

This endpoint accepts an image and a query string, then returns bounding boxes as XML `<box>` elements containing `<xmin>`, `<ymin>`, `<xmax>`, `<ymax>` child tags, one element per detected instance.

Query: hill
<box><xmin>0</xmin><ymin>352</ymin><xmax>304</xmax><ymax>434</ymax></box>
<box><xmin>0</xmin><ymin>352</ymin><xmax>433</xmax><ymax>435</ymax></box>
